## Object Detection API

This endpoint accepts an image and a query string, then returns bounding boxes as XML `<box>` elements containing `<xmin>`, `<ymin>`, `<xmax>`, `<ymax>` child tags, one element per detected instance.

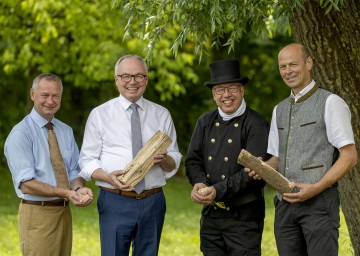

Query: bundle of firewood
<box><xmin>237</xmin><ymin>149</ymin><xmax>295</xmax><ymax>194</ymax></box>
<box><xmin>117</xmin><ymin>130</ymin><xmax>172</xmax><ymax>187</ymax></box>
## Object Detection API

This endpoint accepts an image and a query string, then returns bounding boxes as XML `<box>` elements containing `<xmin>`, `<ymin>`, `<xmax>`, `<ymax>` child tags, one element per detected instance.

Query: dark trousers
<box><xmin>200</xmin><ymin>215</ymin><xmax>263</xmax><ymax>256</ymax></box>
<box><xmin>274</xmin><ymin>187</ymin><xmax>340</xmax><ymax>256</ymax></box>
<box><xmin>97</xmin><ymin>189</ymin><xmax>166</xmax><ymax>256</ymax></box>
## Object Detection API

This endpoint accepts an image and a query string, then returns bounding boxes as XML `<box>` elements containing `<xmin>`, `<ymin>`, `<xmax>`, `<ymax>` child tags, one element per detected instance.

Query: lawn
<box><xmin>0</xmin><ymin>168</ymin><xmax>354</xmax><ymax>255</ymax></box>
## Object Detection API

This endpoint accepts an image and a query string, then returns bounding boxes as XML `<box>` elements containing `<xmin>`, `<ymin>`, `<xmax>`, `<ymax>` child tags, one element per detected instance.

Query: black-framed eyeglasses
<box><xmin>117</xmin><ymin>74</ymin><xmax>147</xmax><ymax>83</ymax></box>
<box><xmin>212</xmin><ymin>85</ymin><xmax>240</xmax><ymax>95</ymax></box>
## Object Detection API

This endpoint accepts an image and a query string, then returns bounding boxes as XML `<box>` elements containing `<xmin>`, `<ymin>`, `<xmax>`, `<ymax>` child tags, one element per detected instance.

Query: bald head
<box><xmin>278</xmin><ymin>43</ymin><xmax>311</xmax><ymax>63</ymax></box>
<box><xmin>278</xmin><ymin>43</ymin><xmax>314</xmax><ymax>94</ymax></box>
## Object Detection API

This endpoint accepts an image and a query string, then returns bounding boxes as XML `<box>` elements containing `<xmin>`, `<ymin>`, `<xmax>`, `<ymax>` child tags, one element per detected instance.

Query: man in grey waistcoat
<box><xmin>247</xmin><ymin>43</ymin><xmax>357</xmax><ymax>256</ymax></box>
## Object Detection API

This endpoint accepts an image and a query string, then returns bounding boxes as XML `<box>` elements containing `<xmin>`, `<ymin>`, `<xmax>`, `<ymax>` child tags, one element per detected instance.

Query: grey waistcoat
<box><xmin>276</xmin><ymin>84</ymin><xmax>336</xmax><ymax>185</ymax></box>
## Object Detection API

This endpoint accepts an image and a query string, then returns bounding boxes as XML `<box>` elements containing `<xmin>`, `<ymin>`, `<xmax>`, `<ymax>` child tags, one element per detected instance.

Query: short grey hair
<box><xmin>114</xmin><ymin>55</ymin><xmax>148</xmax><ymax>76</ymax></box>
<box><xmin>32</xmin><ymin>73</ymin><xmax>63</xmax><ymax>94</ymax></box>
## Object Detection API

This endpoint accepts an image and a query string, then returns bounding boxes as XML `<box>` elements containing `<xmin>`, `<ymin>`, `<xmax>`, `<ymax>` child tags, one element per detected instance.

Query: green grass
<box><xmin>0</xmin><ymin>169</ymin><xmax>354</xmax><ymax>255</ymax></box>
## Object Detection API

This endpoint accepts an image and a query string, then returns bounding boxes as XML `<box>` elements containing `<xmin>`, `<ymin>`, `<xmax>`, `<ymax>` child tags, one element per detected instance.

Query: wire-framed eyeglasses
<box><xmin>117</xmin><ymin>74</ymin><xmax>147</xmax><ymax>83</ymax></box>
<box><xmin>212</xmin><ymin>85</ymin><xmax>240</xmax><ymax>95</ymax></box>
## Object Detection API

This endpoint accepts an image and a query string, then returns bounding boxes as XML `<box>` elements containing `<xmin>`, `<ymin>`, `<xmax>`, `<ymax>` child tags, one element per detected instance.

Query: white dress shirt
<box><xmin>79</xmin><ymin>95</ymin><xmax>182</xmax><ymax>189</ymax></box>
<box><xmin>268</xmin><ymin>80</ymin><xmax>355</xmax><ymax>157</ymax></box>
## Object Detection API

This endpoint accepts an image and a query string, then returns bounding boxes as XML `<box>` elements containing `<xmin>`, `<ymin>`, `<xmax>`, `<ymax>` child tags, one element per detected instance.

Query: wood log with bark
<box><xmin>237</xmin><ymin>149</ymin><xmax>295</xmax><ymax>194</ymax></box>
<box><xmin>117</xmin><ymin>130</ymin><xmax>172</xmax><ymax>187</ymax></box>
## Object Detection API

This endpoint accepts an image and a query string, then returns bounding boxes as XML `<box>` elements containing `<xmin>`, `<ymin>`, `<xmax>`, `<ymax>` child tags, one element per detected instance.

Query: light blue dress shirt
<box><xmin>4</xmin><ymin>108</ymin><xmax>81</xmax><ymax>201</ymax></box>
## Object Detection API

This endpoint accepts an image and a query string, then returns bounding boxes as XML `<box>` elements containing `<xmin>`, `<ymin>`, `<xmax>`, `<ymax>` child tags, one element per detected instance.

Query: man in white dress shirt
<box><xmin>247</xmin><ymin>43</ymin><xmax>357</xmax><ymax>255</ymax></box>
<box><xmin>78</xmin><ymin>55</ymin><xmax>182</xmax><ymax>256</ymax></box>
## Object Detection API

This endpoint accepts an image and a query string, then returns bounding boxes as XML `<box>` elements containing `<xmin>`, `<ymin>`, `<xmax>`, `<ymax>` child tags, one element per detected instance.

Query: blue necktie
<box><xmin>130</xmin><ymin>103</ymin><xmax>145</xmax><ymax>193</ymax></box>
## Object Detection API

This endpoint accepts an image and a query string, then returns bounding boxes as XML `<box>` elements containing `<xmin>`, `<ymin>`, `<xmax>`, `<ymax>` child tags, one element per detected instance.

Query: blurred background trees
<box><xmin>0</xmin><ymin>0</ymin><xmax>291</xmax><ymax>156</ymax></box>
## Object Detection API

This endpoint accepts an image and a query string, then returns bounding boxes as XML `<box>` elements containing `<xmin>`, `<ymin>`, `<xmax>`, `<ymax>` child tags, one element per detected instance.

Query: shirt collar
<box><xmin>291</xmin><ymin>80</ymin><xmax>316</xmax><ymax>102</ymax></box>
<box><xmin>30</xmin><ymin>108</ymin><xmax>55</xmax><ymax>128</ymax></box>
<box><xmin>119</xmin><ymin>95</ymin><xmax>144</xmax><ymax>111</ymax></box>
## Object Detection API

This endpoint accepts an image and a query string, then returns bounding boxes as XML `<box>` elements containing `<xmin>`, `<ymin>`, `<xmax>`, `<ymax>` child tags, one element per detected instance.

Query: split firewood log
<box><xmin>237</xmin><ymin>149</ymin><xmax>295</xmax><ymax>194</ymax></box>
<box><xmin>117</xmin><ymin>130</ymin><xmax>172</xmax><ymax>187</ymax></box>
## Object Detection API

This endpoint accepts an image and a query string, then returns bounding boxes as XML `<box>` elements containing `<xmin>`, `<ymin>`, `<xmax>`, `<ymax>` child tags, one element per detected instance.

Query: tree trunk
<box><xmin>289</xmin><ymin>0</ymin><xmax>360</xmax><ymax>254</ymax></box>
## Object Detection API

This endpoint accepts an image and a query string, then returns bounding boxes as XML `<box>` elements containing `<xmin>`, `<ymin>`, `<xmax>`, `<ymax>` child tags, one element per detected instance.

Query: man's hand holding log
<box><xmin>116</xmin><ymin>131</ymin><xmax>172</xmax><ymax>188</ymax></box>
<box><xmin>244</xmin><ymin>162</ymin><xmax>262</xmax><ymax>180</ymax></box>
<box><xmin>238</xmin><ymin>149</ymin><xmax>296</xmax><ymax>195</ymax></box>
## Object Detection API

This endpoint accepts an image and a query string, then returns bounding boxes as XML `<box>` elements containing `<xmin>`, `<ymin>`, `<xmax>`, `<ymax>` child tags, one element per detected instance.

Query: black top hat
<box><xmin>205</xmin><ymin>59</ymin><xmax>249</xmax><ymax>88</ymax></box>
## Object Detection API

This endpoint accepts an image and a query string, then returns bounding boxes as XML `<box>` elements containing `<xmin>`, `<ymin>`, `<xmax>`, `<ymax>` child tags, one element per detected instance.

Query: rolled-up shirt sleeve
<box><xmin>5</xmin><ymin>130</ymin><xmax>36</xmax><ymax>190</ymax></box>
<box><xmin>161</xmin><ymin>112</ymin><xmax>182</xmax><ymax>179</ymax></box>
<box><xmin>325</xmin><ymin>95</ymin><xmax>355</xmax><ymax>149</ymax></box>
<box><xmin>67</xmin><ymin>131</ymin><xmax>82</xmax><ymax>182</ymax></box>
<box><xmin>78</xmin><ymin>110</ymin><xmax>104</xmax><ymax>181</ymax></box>
<box><xmin>267</xmin><ymin>106</ymin><xmax>279</xmax><ymax>157</ymax></box>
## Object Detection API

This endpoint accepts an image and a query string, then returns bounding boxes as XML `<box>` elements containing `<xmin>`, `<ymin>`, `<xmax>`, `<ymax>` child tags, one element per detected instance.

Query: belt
<box><xmin>21</xmin><ymin>199</ymin><xmax>69</xmax><ymax>207</ymax></box>
<box><xmin>225</xmin><ymin>192</ymin><xmax>258</xmax><ymax>207</ymax></box>
<box><xmin>212</xmin><ymin>192</ymin><xmax>259</xmax><ymax>211</ymax></box>
<box><xmin>100</xmin><ymin>186</ymin><xmax>162</xmax><ymax>199</ymax></box>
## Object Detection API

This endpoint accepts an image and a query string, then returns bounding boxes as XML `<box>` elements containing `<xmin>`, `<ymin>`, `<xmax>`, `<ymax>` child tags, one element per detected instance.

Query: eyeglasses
<box><xmin>117</xmin><ymin>74</ymin><xmax>147</xmax><ymax>83</ymax></box>
<box><xmin>212</xmin><ymin>85</ymin><xmax>240</xmax><ymax>95</ymax></box>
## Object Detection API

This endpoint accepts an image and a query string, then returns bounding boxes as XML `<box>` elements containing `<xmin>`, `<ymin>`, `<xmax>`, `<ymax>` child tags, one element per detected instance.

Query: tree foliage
<box><xmin>0</xmin><ymin>0</ymin><xmax>202</xmax><ymax>153</ymax></box>
<box><xmin>0</xmin><ymin>0</ymin><xmax>292</xmax><ymax>161</ymax></box>
<box><xmin>1</xmin><ymin>0</ymin><xmax>122</xmax><ymax>86</ymax></box>
<box><xmin>112</xmin><ymin>0</ymin><xmax>302</xmax><ymax>60</ymax></box>
<box><xmin>112</xmin><ymin>0</ymin><xmax>349</xmax><ymax>60</ymax></box>
<box><xmin>114</xmin><ymin>0</ymin><xmax>278</xmax><ymax>61</ymax></box>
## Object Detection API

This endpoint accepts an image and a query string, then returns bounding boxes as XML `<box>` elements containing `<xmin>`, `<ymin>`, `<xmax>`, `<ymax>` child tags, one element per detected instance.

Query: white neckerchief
<box><xmin>218</xmin><ymin>99</ymin><xmax>246</xmax><ymax>121</ymax></box>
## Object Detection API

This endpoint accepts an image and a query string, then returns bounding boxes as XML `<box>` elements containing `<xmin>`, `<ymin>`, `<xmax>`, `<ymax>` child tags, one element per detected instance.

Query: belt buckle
<box><xmin>135</xmin><ymin>194</ymin><xmax>143</xmax><ymax>200</ymax></box>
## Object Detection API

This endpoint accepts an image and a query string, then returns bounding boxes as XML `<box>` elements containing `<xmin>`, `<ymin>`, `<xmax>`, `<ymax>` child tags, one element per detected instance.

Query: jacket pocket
<box><xmin>301</xmin><ymin>165</ymin><xmax>324</xmax><ymax>170</ymax></box>
<box><xmin>300</xmin><ymin>121</ymin><xmax>316</xmax><ymax>127</ymax></box>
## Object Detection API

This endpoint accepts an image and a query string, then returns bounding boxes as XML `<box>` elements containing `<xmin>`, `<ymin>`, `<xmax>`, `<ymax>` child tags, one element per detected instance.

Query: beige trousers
<box><xmin>18</xmin><ymin>203</ymin><xmax>72</xmax><ymax>256</ymax></box>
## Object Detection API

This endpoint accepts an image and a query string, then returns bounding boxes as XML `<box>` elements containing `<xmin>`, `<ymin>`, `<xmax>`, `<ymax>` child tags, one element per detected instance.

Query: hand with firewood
<box><xmin>190</xmin><ymin>183</ymin><xmax>229</xmax><ymax>210</ymax></box>
<box><xmin>240</xmin><ymin>149</ymin><xmax>298</xmax><ymax>196</ymax></box>
<box><xmin>190</xmin><ymin>183</ymin><xmax>216</xmax><ymax>205</ymax></box>
<box><xmin>153</xmin><ymin>150</ymin><xmax>176</xmax><ymax>172</ymax></box>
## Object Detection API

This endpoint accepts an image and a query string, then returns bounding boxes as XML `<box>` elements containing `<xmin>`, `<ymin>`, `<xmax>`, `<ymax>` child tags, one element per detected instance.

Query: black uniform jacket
<box><xmin>185</xmin><ymin>107</ymin><xmax>269</xmax><ymax>217</ymax></box>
